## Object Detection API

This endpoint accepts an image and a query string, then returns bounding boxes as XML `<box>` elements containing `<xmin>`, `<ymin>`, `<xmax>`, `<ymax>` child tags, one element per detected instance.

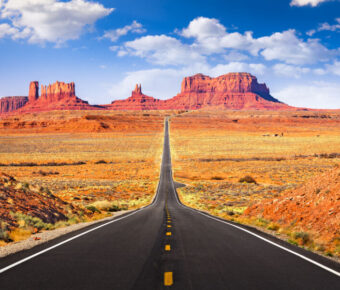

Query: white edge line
<box><xmin>0</xmin><ymin>208</ymin><xmax>145</xmax><ymax>274</ymax></box>
<box><xmin>0</xmin><ymin>119</ymin><xmax>169</xmax><ymax>275</ymax></box>
<box><xmin>167</xmin><ymin>120</ymin><xmax>340</xmax><ymax>278</ymax></box>
<box><xmin>172</xmin><ymin>181</ymin><xmax>340</xmax><ymax>277</ymax></box>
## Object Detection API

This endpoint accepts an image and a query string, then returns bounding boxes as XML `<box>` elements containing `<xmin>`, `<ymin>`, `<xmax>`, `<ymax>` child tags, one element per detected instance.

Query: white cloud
<box><xmin>181</xmin><ymin>17</ymin><xmax>226</xmax><ymax>39</ymax></box>
<box><xmin>273</xmin><ymin>63</ymin><xmax>310</xmax><ymax>78</ymax></box>
<box><xmin>122</xmin><ymin>34</ymin><xmax>206</xmax><ymax>66</ymax></box>
<box><xmin>254</xmin><ymin>30</ymin><xmax>333</xmax><ymax>65</ymax></box>
<box><xmin>223</xmin><ymin>51</ymin><xmax>249</xmax><ymax>61</ymax></box>
<box><xmin>313</xmin><ymin>68</ymin><xmax>327</xmax><ymax>75</ymax></box>
<box><xmin>274</xmin><ymin>81</ymin><xmax>340</xmax><ymax>109</ymax></box>
<box><xmin>119</xmin><ymin>17</ymin><xmax>335</xmax><ymax>66</ymax></box>
<box><xmin>290</xmin><ymin>0</ymin><xmax>332</xmax><ymax>7</ymax></box>
<box><xmin>102</xmin><ymin>20</ymin><xmax>145</xmax><ymax>42</ymax></box>
<box><xmin>210</xmin><ymin>62</ymin><xmax>267</xmax><ymax>77</ymax></box>
<box><xmin>307</xmin><ymin>18</ymin><xmax>340</xmax><ymax>36</ymax></box>
<box><xmin>318</xmin><ymin>18</ymin><xmax>340</xmax><ymax>32</ymax></box>
<box><xmin>0</xmin><ymin>0</ymin><xmax>113</xmax><ymax>44</ymax></box>
<box><xmin>109</xmin><ymin>62</ymin><xmax>267</xmax><ymax>100</ymax></box>
<box><xmin>0</xmin><ymin>22</ymin><xmax>17</xmax><ymax>37</ymax></box>
<box><xmin>326</xmin><ymin>61</ymin><xmax>340</xmax><ymax>75</ymax></box>
<box><xmin>109</xmin><ymin>68</ymin><xmax>185</xmax><ymax>100</ymax></box>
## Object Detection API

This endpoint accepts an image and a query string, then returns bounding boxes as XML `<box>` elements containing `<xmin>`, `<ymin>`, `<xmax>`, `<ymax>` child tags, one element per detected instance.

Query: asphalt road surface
<box><xmin>0</xmin><ymin>118</ymin><xmax>339</xmax><ymax>289</ymax></box>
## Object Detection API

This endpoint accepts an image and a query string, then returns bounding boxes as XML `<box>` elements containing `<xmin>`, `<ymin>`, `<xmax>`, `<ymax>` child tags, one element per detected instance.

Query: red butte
<box><xmin>20</xmin><ymin>81</ymin><xmax>100</xmax><ymax>112</ymax></box>
<box><xmin>163</xmin><ymin>73</ymin><xmax>290</xmax><ymax>110</ymax></box>
<box><xmin>108</xmin><ymin>73</ymin><xmax>291</xmax><ymax>110</ymax></box>
<box><xmin>0</xmin><ymin>96</ymin><xmax>28</xmax><ymax>114</ymax></box>
<box><xmin>0</xmin><ymin>73</ymin><xmax>294</xmax><ymax>114</ymax></box>
<box><xmin>108</xmin><ymin>83</ymin><xmax>165</xmax><ymax>110</ymax></box>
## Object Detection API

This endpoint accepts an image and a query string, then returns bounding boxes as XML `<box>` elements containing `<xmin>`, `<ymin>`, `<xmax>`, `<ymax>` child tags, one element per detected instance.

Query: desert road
<box><xmin>0</xmin><ymin>119</ymin><xmax>339</xmax><ymax>289</ymax></box>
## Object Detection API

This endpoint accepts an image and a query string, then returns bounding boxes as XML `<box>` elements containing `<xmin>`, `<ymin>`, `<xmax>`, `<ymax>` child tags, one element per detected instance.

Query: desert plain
<box><xmin>0</xmin><ymin>109</ymin><xmax>339</xmax><ymax>260</ymax></box>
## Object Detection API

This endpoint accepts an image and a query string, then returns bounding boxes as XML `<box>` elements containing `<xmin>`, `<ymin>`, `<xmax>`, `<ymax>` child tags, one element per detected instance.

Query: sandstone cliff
<box><xmin>0</xmin><ymin>96</ymin><xmax>28</xmax><ymax>114</ymax></box>
<box><xmin>108</xmin><ymin>84</ymin><xmax>165</xmax><ymax>110</ymax></box>
<box><xmin>163</xmin><ymin>72</ymin><xmax>288</xmax><ymax>110</ymax></box>
<box><xmin>22</xmin><ymin>81</ymin><xmax>99</xmax><ymax>112</ymax></box>
<box><xmin>108</xmin><ymin>73</ymin><xmax>291</xmax><ymax>111</ymax></box>
<box><xmin>28</xmin><ymin>81</ymin><xmax>39</xmax><ymax>102</ymax></box>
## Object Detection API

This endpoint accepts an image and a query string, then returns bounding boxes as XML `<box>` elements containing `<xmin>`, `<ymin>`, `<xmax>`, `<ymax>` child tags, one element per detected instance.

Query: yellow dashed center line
<box><xmin>164</xmin><ymin>272</ymin><xmax>173</xmax><ymax>286</ymax></box>
<box><xmin>167</xmin><ymin>225</ymin><xmax>172</xmax><ymax>228</ymax></box>
<box><xmin>166</xmin><ymin>232</ymin><xmax>172</xmax><ymax>236</ymax></box>
<box><xmin>165</xmin><ymin>244</ymin><xmax>171</xmax><ymax>251</ymax></box>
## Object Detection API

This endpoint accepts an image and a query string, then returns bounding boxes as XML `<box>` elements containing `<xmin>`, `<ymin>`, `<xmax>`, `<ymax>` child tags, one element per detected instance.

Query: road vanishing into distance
<box><xmin>0</xmin><ymin>119</ymin><xmax>339</xmax><ymax>289</ymax></box>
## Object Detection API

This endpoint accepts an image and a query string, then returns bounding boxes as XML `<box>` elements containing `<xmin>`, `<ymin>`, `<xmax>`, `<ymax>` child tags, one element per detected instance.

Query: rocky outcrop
<box><xmin>163</xmin><ymin>72</ymin><xmax>288</xmax><ymax>110</ymax></box>
<box><xmin>40</xmin><ymin>81</ymin><xmax>76</xmax><ymax>102</ymax></box>
<box><xmin>108</xmin><ymin>84</ymin><xmax>165</xmax><ymax>110</ymax></box>
<box><xmin>21</xmin><ymin>81</ymin><xmax>100</xmax><ymax>112</ymax></box>
<box><xmin>108</xmin><ymin>73</ymin><xmax>291</xmax><ymax>111</ymax></box>
<box><xmin>28</xmin><ymin>81</ymin><xmax>39</xmax><ymax>102</ymax></box>
<box><xmin>0</xmin><ymin>96</ymin><xmax>28</xmax><ymax>114</ymax></box>
<box><xmin>244</xmin><ymin>166</ymin><xmax>340</xmax><ymax>253</ymax></box>
<box><xmin>1</xmin><ymin>73</ymin><xmax>294</xmax><ymax>114</ymax></box>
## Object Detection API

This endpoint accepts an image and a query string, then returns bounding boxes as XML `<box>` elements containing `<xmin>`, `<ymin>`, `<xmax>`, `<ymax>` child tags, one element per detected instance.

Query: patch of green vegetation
<box><xmin>12</xmin><ymin>212</ymin><xmax>53</xmax><ymax>231</ymax></box>
<box><xmin>288</xmin><ymin>239</ymin><xmax>298</xmax><ymax>246</ymax></box>
<box><xmin>238</xmin><ymin>175</ymin><xmax>257</xmax><ymax>184</ymax></box>
<box><xmin>0</xmin><ymin>222</ymin><xmax>12</xmax><ymax>242</ymax></box>
<box><xmin>86</xmin><ymin>205</ymin><xmax>101</xmax><ymax>213</ymax></box>
<box><xmin>293</xmin><ymin>231</ymin><xmax>310</xmax><ymax>245</ymax></box>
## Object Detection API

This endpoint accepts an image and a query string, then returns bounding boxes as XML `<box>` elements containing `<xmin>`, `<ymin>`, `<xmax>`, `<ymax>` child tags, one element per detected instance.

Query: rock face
<box><xmin>40</xmin><ymin>81</ymin><xmax>76</xmax><ymax>102</ymax></box>
<box><xmin>21</xmin><ymin>81</ymin><xmax>99</xmax><ymax>112</ymax></box>
<box><xmin>244</xmin><ymin>166</ymin><xmax>340</xmax><ymax>252</ymax></box>
<box><xmin>28</xmin><ymin>81</ymin><xmax>39</xmax><ymax>102</ymax></box>
<box><xmin>108</xmin><ymin>84</ymin><xmax>165</xmax><ymax>110</ymax></box>
<box><xmin>0</xmin><ymin>96</ymin><xmax>28</xmax><ymax>113</ymax></box>
<box><xmin>0</xmin><ymin>72</ymin><xmax>293</xmax><ymax>114</ymax></box>
<box><xmin>108</xmin><ymin>73</ymin><xmax>291</xmax><ymax>111</ymax></box>
<box><xmin>164</xmin><ymin>73</ymin><xmax>287</xmax><ymax>110</ymax></box>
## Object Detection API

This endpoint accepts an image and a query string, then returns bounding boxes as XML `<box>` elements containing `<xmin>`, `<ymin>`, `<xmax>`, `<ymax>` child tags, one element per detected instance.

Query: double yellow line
<box><xmin>164</xmin><ymin>193</ymin><xmax>173</xmax><ymax>287</ymax></box>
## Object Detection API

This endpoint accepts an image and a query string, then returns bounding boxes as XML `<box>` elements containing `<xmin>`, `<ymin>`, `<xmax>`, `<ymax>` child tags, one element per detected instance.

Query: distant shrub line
<box><xmin>0</xmin><ymin>161</ymin><xmax>86</xmax><ymax>167</ymax></box>
<box><xmin>193</xmin><ymin>152</ymin><xmax>340</xmax><ymax>163</ymax></box>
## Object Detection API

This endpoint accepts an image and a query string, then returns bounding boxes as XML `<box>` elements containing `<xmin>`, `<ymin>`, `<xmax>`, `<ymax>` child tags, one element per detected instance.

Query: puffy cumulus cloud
<box><xmin>274</xmin><ymin>81</ymin><xmax>340</xmax><ymax>109</ymax></box>
<box><xmin>0</xmin><ymin>0</ymin><xmax>113</xmax><ymax>44</ymax></box>
<box><xmin>122</xmin><ymin>35</ymin><xmax>206</xmax><ymax>66</ymax></box>
<box><xmin>180</xmin><ymin>18</ymin><xmax>334</xmax><ymax>65</ymax></box>
<box><xmin>181</xmin><ymin>17</ymin><xmax>226</xmax><ymax>39</ymax></box>
<box><xmin>254</xmin><ymin>30</ymin><xmax>333</xmax><ymax>65</ymax></box>
<box><xmin>109</xmin><ymin>62</ymin><xmax>268</xmax><ymax>100</ymax></box>
<box><xmin>119</xmin><ymin>17</ymin><xmax>335</xmax><ymax>66</ymax></box>
<box><xmin>273</xmin><ymin>63</ymin><xmax>310</xmax><ymax>78</ymax></box>
<box><xmin>102</xmin><ymin>21</ymin><xmax>145</xmax><ymax>42</ymax></box>
<box><xmin>290</xmin><ymin>0</ymin><xmax>332</xmax><ymax>7</ymax></box>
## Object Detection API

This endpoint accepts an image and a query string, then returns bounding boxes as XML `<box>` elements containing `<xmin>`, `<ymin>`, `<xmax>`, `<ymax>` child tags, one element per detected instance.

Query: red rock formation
<box><xmin>0</xmin><ymin>96</ymin><xmax>28</xmax><ymax>114</ymax></box>
<box><xmin>28</xmin><ymin>81</ymin><xmax>39</xmax><ymax>102</ymax></box>
<box><xmin>21</xmin><ymin>81</ymin><xmax>100</xmax><ymax>112</ymax></box>
<box><xmin>244</xmin><ymin>166</ymin><xmax>340</xmax><ymax>252</ymax></box>
<box><xmin>40</xmin><ymin>81</ymin><xmax>76</xmax><ymax>102</ymax></box>
<box><xmin>108</xmin><ymin>73</ymin><xmax>292</xmax><ymax>111</ymax></box>
<box><xmin>163</xmin><ymin>72</ymin><xmax>289</xmax><ymax>110</ymax></box>
<box><xmin>108</xmin><ymin>84</ymin><xmax>165</xmax><ymax>110</ymax></box>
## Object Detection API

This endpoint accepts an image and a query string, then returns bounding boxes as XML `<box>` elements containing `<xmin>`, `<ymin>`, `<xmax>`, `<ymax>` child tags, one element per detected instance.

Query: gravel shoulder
<box><xmin>0</xmin><ymin>209</ymin><xmax>132</xmax><ymax>258</ymax></box>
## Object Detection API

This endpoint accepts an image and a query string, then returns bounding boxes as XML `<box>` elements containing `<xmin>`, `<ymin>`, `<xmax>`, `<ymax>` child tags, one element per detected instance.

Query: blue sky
<box><xmin>0</xmin><ymin>0</ymin><xmax>339</xmax><ymax>108</ymax></box>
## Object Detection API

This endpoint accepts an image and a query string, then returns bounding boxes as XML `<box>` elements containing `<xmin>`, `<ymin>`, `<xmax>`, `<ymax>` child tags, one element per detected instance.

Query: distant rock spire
<box><xmin>134</xmin><ymin>83</ymin><xmax>142</xmax><ymax>94</ymax></box>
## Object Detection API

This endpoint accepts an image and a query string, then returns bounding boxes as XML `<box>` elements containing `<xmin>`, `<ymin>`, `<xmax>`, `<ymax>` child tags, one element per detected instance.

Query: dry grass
<box><xmin>171</xmin><ymin>110</ymin><xmax>340</xmax><ymax>258</ymax></box>
<box><xmin>0</xmin><ymin>111</ymin><xmax>167</xmax><ymax>244</ymax></box>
